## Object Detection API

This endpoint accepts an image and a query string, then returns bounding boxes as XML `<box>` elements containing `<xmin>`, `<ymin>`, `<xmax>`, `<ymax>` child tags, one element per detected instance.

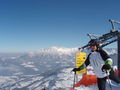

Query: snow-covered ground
<box><xmin>0</xmin><ymin>47</ymin><xmax>119</xmax><ymax>90</ymax></box>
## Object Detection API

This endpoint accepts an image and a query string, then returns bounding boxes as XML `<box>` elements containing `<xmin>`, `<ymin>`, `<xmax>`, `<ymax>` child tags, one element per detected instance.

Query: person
<box><xmin>72</xmin><ymin>39</ymin><xmax>120</xmax><ymax>90</ymax></box>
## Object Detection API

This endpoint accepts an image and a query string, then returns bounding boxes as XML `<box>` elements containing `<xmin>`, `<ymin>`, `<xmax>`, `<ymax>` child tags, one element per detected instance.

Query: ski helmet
<box><xmin>88</xmin><ymin>39</ymin><xmax>100</xmax><ymax>47</ymax></box>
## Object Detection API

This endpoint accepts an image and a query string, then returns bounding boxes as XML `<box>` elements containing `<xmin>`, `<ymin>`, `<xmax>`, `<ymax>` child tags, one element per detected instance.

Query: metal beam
<box><xmin>118</xmin><ymin>35</ymin><xmax>120</xmax><ymax>77</ymax></box>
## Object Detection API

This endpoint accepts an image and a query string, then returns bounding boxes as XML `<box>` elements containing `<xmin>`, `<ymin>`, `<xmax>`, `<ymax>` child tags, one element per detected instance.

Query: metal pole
<box><xmin>106</xmin><ymin>70</ymin><xmax>112</xmax><ymax>90</ymax></box>
<box><xmin>73</xmin><ymin>72</ymin><xmax>76</xmax><ymax>90</ymax></box>
<box><xmin>118</xmin><ymin>35</ymin><xmax>120</xmax><ymax>77</ymax></box>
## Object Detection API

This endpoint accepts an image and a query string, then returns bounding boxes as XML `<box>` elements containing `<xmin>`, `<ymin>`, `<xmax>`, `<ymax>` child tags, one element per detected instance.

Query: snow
<box><xmin>0</xmin><ymin>47</ymin><xmax>119</xmax><ymax>90</ymax></box>
<box><xmin>21</xmin><ymin>62</ymin><xmax>39</xmax><ymax>71</ymax></box>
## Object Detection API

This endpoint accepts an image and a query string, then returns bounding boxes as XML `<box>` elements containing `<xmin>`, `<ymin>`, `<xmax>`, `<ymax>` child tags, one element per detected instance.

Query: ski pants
<box><xmin>97</xmin><ymin>70</ymin><xmax>120</xmax><ymax>90</ymax></box>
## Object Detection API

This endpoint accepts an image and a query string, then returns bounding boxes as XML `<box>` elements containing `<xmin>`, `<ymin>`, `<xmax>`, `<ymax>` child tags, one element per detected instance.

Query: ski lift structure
<box><xmin>79</xmin><ymin>19</ymin><xmax>120</xmax><ymax>77</ymax></box>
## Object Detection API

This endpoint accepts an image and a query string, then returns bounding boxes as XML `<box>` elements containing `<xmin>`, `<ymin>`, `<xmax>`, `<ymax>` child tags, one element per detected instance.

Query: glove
<box><xmin>72</xmin><ymin>68</ymin><xmax>81</xmax><ymax>72</ymax></box>
<box><xmin>72</xmin><ymin>64</ymin><xmax>85</xmax><ymax>73</ymax></box>
<box><xmin>102</xmin><ymin>64</ymin><xmax>111</xmax><ymax>72</ymax></box>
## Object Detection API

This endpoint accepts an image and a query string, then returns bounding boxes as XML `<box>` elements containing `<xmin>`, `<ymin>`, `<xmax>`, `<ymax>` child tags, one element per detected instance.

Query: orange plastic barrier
<box><xmin>74</xmin><ymin>73</ymin><xmax>97</xmax><ymax>87</ymax></box>
<box><xmin>70</xmin><ymin>69</ymin><xmax>97</xmax><ymax>90</ymax></box>
<box><xmin>70</xmin><ymin>72</ymin><xmax>97</xmax><ymax>90</ymax></box>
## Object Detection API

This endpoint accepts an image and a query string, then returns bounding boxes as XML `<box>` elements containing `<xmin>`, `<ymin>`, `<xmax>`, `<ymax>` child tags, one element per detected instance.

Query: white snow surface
<box><xmin>0</xmin><ymin>46</ymin><xmax>119</xmax><ymax>90</ymax></box>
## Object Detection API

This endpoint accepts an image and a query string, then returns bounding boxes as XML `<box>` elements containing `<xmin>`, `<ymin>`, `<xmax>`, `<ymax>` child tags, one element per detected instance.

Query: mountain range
<box><xmin>0</xmin><ymin>47</ymin><xmax>118</xmax><ymax>90</ymax></box>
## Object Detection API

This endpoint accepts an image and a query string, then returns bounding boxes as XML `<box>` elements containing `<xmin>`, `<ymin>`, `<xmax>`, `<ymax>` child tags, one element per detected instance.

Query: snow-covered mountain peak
<box><xmin>50</xmin><ymin>46</ymin><xmax>78</xmax><ymax>53</ymax></box>
<box><xmin>26</xmin><ymin>47</ymin><xmax>117</xmax><ymax>58</ymax></box>
<box><xmin>27</xmin><ymin>46</ymin><xmax>78</xmax><ymax>57</ymax></box>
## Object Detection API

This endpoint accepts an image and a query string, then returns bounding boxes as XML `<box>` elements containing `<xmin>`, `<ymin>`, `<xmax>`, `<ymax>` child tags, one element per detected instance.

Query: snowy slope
<box><xmin>0</xmin><ymin>47</ymin><xmax>119</xmax><ymax>90</ymax></box>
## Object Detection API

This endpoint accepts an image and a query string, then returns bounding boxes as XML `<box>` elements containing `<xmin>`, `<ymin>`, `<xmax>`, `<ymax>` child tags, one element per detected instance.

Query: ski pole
<box><xmin>73</xmin><ymin>72</ymin><xmax>76</xmax><ymax>90</ymax></box>
<box><xmin>106</xmin><ymin>70</ymin><xmax>112</xmax><ymax>90</ymax></box>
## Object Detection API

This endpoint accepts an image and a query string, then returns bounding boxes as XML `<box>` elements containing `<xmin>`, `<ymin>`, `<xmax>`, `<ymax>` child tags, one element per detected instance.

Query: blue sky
<box><xmin>0</xmin><ymin>0</ymin><xmax>120</xmax><ymax>52</ymax></box>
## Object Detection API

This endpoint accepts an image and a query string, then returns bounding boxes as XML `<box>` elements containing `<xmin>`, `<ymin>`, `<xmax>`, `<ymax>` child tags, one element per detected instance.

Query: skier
<box><xmin>72</xmin><ymin>39</ymin><xmax>120</xmax><ymax>90</ymax></box>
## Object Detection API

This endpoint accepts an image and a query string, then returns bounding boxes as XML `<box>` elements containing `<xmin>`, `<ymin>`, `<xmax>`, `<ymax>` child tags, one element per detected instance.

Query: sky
<box><xmin>0</xmin><ymin>0</ymin><xmax>120</xmax><ymax>52</ymax></box>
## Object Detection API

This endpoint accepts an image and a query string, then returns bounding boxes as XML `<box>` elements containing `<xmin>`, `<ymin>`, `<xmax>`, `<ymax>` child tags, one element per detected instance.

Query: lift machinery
<box><xmin>79</xmin><ymin>19</ymin><xmax>120</xmax><ymax>77</ymax></box>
